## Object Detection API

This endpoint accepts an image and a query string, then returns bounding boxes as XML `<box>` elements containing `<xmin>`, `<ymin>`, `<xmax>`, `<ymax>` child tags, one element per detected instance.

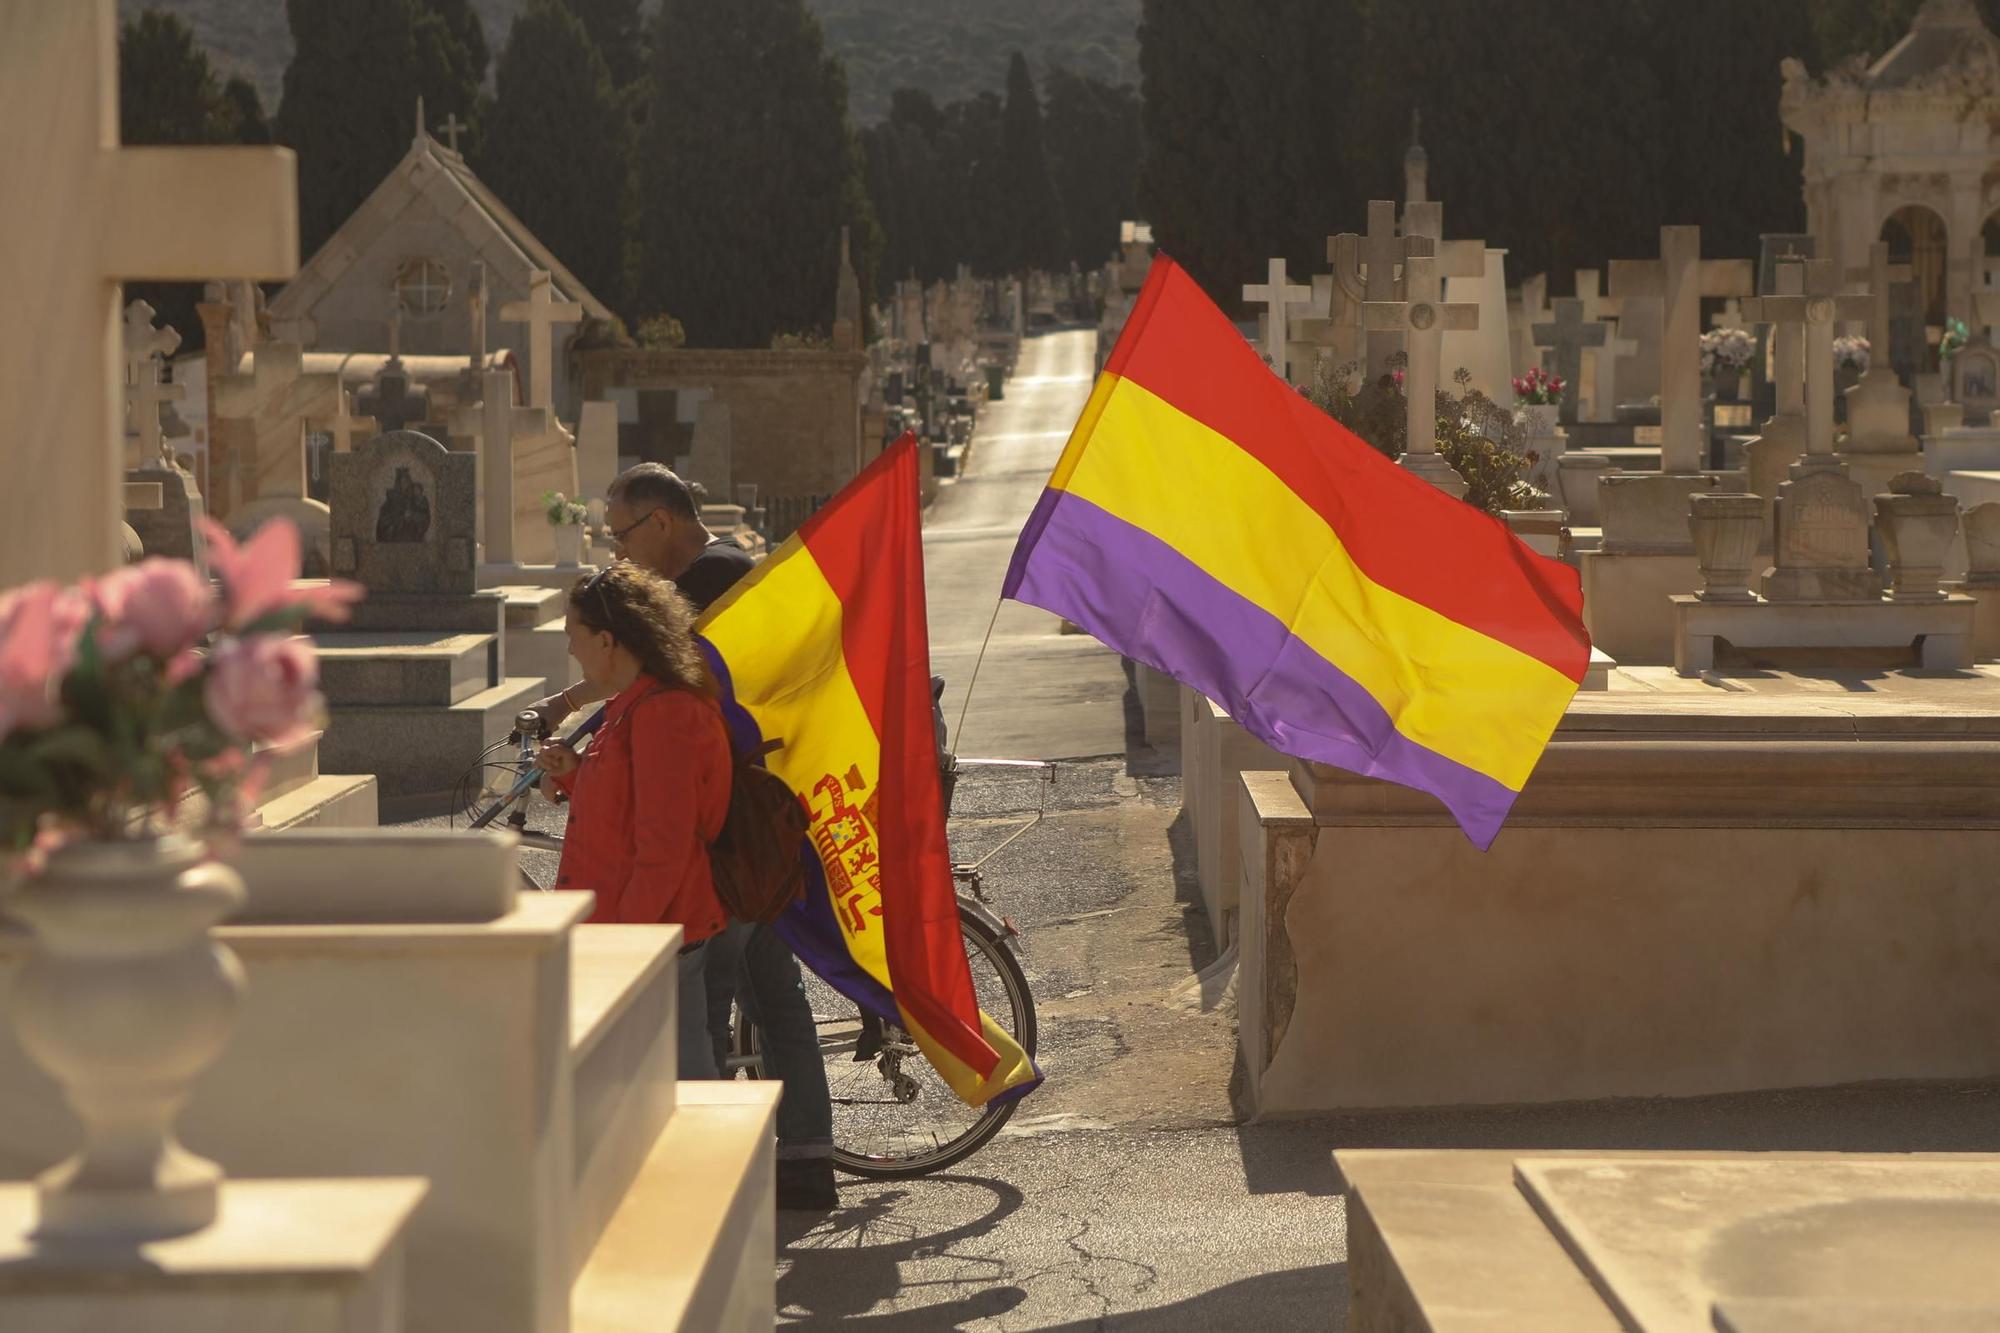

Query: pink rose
<box><xmin>91</xmin><ymin>559</ymin><xmax>214</xmax><ymax>661</ymax></box>
<box><xmin>0</xmin><ymin>582</ymin><xmax>90</xmax><ymax>737</ymax></box>
<box><xmin>200</xmin><ymin>517</ymin><xmax>363</xmax><ymax>628</ymax></box>
<box><xmin>203</xmin><ymin>635</ymin><xmax>322</xmax><ymax>745</ymax></box>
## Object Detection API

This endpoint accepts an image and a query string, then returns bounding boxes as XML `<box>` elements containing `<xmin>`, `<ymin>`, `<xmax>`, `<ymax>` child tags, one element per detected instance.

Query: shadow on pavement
<box><xmin>1016</xmin><ymin>1264</ymin><xmax>1347</xmax><ymax>1332</ymax></box>
<box><xmin>778</xmin><ymin>1175</ymin><xmax>1027</xmax><ymax>1325</ymax></box>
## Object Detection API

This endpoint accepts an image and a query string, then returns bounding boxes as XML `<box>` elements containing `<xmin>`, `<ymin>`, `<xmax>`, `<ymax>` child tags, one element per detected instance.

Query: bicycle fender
<box><xmin>958</xmin><ymin>894</ymin><xmax>1015</xmax><ymax>941</ymax></box>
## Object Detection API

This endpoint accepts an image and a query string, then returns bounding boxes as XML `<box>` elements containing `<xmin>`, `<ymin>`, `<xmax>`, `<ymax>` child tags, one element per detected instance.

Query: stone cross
<box><xmin>1531</xmin><ymin>299</ymin><xmax>1608</xmax><ymax>426</ymax></box>
<box><xmin>125</xmin><ymin>358</ymin><xmax>184</xmax><ymax>472</ymax></box>
<box><xmin>1331</xmin><ymin>199</ymin><xmax>1435</xmax><ymax>378</ymax></box>
<box><xmin>359</xmin><ymin>360</ymin><xmax>431</xmax><ymax>435</ymax></box>
<box><xmin>1608</xmin><ymin>226</ymin><xmax>1754</xmax><ymax>472</ymax></box>
<box><xmin>1744</xmin><ymin>260</ymin><xmax>1808</xmax><ymax>419</ymax></box>
<box><xmin>386</xmin><ymin>292</ymin><xmax>404</xmax><ymax>359</ymax></box>
<box><xmin>1242</xmin><ymin>257</ymin><xmax>1311</xmax><ymax>376</ymax></box>
<box><xmin>0</xmin><ymin>3</ymin><xmax>296</xmax><ymax>581</ymax></box>
<box><xmin>1709</xmin><ymin>298</ymin><xmax>1750</xmax><ymax>332</ymax></box>
<box><xmin>1401</xmin><ymin>203</ymin><xmax>1488</xmax><ymax>285</ymax></box>
<box><xmin>1844</xmin><ymin>241</ymin><xmax>1915</xmax><ymax>367</ymax></box>
<box><xmin>1362</xmin><ymin>253</ymin><xmax>1477</xmax><ymax>489</ymax></box>
<box><xmin>310</xmin><ymin>386</ymin><xmax>377</xmax><ymax>456</ymax></box>
<box><xmin>212</xmin><ymin>343</ymin><xmax>336</xmax><ymax>509</ymax></box>
<box><xmin>1574</xmin><ymin>269</ymin><xmax>1620</xmax><ymax>323</ymax></box>
<box><xmin>437</xmin><ymin>112</ymin><xmax>468</xmax><ymax>154</ymax></box>
<box><xmin>1743</xmin><ymin>259</ymin><xmax>1871</xmax><ymax>459</ymax></box>
<box><xmin>500</xmin><ymin>269</ymin><xmax>584</xmax><ymax>410</ymax></box>
<box><xmin>123</xmin><ymin>300</ymin><xmax>181</xmax><ymax>386</ymax></box>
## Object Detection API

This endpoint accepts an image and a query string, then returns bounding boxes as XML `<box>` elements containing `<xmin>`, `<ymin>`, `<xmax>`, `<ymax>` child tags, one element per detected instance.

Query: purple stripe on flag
<box><xmin>1008</xmin><ymin>488</ymin><xmax>1520</xmax><ymax>848</ymax></box>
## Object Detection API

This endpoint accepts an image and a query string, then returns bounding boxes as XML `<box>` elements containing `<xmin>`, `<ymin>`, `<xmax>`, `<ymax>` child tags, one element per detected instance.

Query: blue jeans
<box><xmin>705</xmin><ymin>921</ymin><xmax>834</xmax><ymax>1158</ymax></box>
<box><xmin>677</xmin><ymin>941</ymin><xmax>717</xmax><ymax>1080</ymax></box>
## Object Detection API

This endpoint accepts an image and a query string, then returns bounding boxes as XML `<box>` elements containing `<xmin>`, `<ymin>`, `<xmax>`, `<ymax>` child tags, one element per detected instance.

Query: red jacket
<box><xmin>553</xmin><ymin>676</ymin><xmax>732</xmax><ymax>940</ymax></box>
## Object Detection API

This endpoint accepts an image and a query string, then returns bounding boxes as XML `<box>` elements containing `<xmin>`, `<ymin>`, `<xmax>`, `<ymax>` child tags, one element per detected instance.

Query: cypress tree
<box><xmin>998</xmin><ymin>53</ymin><xmax>1069</xmax><ymax>273</ymax></box>
<box><xmin>276</xmin><ymin>0</ymin><xmax>488</xmax><ymax>257</ymax></box>
<box><xmin>119</xmin><ymin>9</ymin><xmax>272</xmax><ymax>347</ymax></box>
<box><xmin>480</xmin><ymin>0</ymin><xmax>632</xmax><ymax>312</ymax></box>
<box><xmin>633</xmin><ymin>0</ymin><xmax>880</xmax><ymax>347</ymax></box>
<box><xmin>1042</xmin><ymin>68</ymin><xmax>1144</xmax><ymax>271</ymax></box>
<box><xmin>565</xmin><ymin>0</ymin><xmax>649</xmax><ymax>90</ymax></box>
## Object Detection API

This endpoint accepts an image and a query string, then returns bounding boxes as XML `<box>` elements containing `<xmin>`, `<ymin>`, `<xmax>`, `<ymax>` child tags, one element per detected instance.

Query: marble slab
<box><xmin>1514</xmin><ymin>1157</ymin><xmax>2000</xmax><ymax>1331</ymax></box>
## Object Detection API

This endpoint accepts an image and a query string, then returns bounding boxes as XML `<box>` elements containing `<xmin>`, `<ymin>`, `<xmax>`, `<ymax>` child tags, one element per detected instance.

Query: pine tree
<box><xmin>480</xmin><ymin>0</ymin><xmax>632</xmax><ymax>312</ymax></box>
<box><xmin>119</xmin><ymin>9</ymin><xmax>272</xmax><ymax>347</ymax></box>
<box><xmin>633</xmin><ymin>0</ymin><xmax>880</xmax><ymax>347</ymax></box>
<box><xmin>1042</xmin><ymin>68</ymin><xmax>1144</xmax><ymax>271</ymax></box>
<box><xmin>998</xmin><ymin>53</ymin><xmax>1069</xmax><ymax>273</ymax></box>
<box><xmin>276</xmin><ymin>0</ymin><xmax>488</xmax><ymax>257</ymax></box>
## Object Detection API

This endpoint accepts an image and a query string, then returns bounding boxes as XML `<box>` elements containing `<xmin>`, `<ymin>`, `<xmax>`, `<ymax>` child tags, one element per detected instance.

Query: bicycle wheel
<box><xmin>735</xmin><ymin>903</ymin><xmax>1037</xmax><ymax>1180</ymax></box>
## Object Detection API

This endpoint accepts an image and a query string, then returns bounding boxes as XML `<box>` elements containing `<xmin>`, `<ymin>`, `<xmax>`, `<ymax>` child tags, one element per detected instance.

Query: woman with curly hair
<box><xmin>535</xmin><ymin>562</ymin><xmax>732</xmax><ymax>1078</ymax></box>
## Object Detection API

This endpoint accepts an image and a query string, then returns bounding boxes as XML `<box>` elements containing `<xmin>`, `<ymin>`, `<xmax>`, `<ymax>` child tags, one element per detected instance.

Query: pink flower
<box><xmin>0</xmin><ymin>582</ymin><xmax>91</xmax><ymax>738</ymax></box>
<box><xmin>203</xmin><ymin>635</ymin><xmax>322</xmax><ymax>745</ymax></box>
<box><xmin>90</xmin><ymin>559</ymin><xmax>215</xmax><ymax>661</ymax></box>
<box><xmin>200</xmin><ymin>517</ymin><xmax>362</xmax><ymax>628</ymax></box>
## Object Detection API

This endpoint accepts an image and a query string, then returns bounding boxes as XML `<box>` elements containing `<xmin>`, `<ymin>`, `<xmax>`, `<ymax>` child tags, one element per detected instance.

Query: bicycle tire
<box><xmin>735</xmin><ymin>902</ymin><xmax>1037</xmax><ymax>1180</ymax></box>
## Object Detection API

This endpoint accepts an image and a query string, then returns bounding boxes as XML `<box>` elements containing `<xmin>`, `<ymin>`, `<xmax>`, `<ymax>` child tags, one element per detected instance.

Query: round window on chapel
<box><xmin>395</xmin><ymin>257</ymin><xmax>452</xmax><ymax>317</ymax></box>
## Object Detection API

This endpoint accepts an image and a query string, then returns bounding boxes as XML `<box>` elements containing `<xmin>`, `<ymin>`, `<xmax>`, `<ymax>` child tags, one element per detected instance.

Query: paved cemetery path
<box><xmin>925</xmin><ymin>329</ymin><xmax>1131</xmax><ymax>762</ymax></box>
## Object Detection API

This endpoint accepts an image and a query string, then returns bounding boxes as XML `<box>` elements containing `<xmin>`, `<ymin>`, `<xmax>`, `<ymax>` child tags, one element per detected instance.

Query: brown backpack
<box><xmin>708</xmin><ymin>738</ymin><xmax>811</xmax><ymax>924</ymax></box>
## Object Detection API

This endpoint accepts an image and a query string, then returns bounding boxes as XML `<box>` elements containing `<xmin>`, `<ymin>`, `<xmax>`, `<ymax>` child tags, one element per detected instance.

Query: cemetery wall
<box><xmin>580</xmin><ymin>347</ymin><xmax>867</xmax><ymax>503</ymax></box>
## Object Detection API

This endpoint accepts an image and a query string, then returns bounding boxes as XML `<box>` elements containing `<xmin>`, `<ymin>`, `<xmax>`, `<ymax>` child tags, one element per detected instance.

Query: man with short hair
<box><xmin>530</xmin><ymin>463</ymin><xmax>839</xmax><ymax>1211</ymax></box>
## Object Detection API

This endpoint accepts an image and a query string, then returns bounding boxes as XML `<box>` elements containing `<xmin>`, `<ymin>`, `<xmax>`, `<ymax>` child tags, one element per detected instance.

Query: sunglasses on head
<box><xmin>580</xmin><ymin>565</ymin><xmax>616</xmax><ymax>625</ymax></box>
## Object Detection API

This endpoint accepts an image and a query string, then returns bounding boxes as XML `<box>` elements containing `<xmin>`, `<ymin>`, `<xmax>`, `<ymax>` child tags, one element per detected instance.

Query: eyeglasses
<box><xmin>609</xmin><ymin>507</ymin><xmax>664</xmax><ymax>544</ymax></box>
<box><xmin>581</xmin><ymin>565</ymin><xmax>615</xmax><ymax>625</ymax></box>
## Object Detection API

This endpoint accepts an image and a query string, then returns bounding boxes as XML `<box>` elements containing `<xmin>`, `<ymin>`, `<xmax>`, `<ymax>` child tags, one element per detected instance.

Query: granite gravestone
<box><xmin>330</xmin><ymin>430</ymin><xmax>476</xmax><ymax>596</ymax></box>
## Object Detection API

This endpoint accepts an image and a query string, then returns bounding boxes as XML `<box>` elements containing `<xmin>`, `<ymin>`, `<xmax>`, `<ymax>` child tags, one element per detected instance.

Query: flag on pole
<box><xmin>700</xmin><ymin>434</ymin><xmax>1040</xmax><ymax>1107</ymax></box>
<box><xmin>1003</xmin><ymin>256</ymin><xmax>1590</xmax><ymax>849</ymax></box>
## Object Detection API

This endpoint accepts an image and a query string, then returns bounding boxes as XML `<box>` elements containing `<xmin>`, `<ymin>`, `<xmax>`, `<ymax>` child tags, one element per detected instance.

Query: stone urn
<box><xmin>1689</xmin><ymin>493</ymin><xmax>1765</xmax><ymax>601</ymax></box>
<box><xmin>1874</xmin><ymin>472</ymin><xmax>1960</xmax><ymax>601</ymax></box>
<box><xmin>1710</xmin><ymin>368</ymin><xmax>1748</xmax><ymax>404</ymax></box>
<box><xmin>554</xmin><ymin>520</ymin><xmax>584</xmax><ymax>567</ymax></box>
<box><xmin>4</xmin><ymin>835</ymin><xmax>247</xmax><ymax>1239</ymax></box>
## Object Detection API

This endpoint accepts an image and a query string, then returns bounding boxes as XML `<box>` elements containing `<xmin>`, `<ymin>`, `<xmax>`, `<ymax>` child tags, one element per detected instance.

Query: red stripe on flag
<box><xmin>1105</xmin><ymin>256</ymin><xmax>1588</xmax><ymax>683</ymax></box>
<box><xmin>799</xmin><ymin>436</ymin><xmax>999</xmax><ymax>1078</ymax></box>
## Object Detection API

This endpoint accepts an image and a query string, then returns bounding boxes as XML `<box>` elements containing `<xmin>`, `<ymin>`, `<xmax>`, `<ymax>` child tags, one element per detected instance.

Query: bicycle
<box><xmin>456</xmin><ymin>711</ymin><xmax>1047</xmax><ymax>1179</ymax></box>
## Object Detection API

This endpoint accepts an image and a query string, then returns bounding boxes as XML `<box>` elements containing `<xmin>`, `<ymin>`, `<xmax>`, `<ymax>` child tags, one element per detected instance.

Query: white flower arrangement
<box><xmin>1699</xmin><ymin>327</ymin><xmax>1756</xmax><ymax>376</ymax></box>
<box><xmin>1832</xmin><ymin>335</ymin><xmax>1871</xmax><ymax>374</ymax></box>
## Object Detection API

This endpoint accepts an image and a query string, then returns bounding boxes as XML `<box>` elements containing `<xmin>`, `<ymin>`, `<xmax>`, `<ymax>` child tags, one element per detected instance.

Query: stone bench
<box><xmin>1670</xmin><ymin>593</ymin><xmax>1976</xmax><ymax>673</ymax></box>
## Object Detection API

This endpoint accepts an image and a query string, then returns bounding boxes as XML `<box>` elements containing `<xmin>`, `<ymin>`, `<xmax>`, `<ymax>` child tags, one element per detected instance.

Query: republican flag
<box><xmin>1003</xmin><ymin>256</ymin><xmax>1590</xmax><ymax>849</ymax></box>
<box><xmin>699</xmin><ymin>434</ymin><xmax>1040</xmax><ymax>1107</ymax></box>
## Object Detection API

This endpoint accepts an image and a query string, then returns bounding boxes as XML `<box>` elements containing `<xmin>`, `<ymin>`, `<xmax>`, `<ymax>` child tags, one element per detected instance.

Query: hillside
<box><xmin>114</xmin><ymin>0</ymin><xmax>1141</xmax><ymax>125</ymax></box>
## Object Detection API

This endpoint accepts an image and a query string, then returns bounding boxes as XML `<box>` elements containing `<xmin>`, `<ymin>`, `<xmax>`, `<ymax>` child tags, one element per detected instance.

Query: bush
<box><xmin>1306</xmin><ymin>358</ymin><xmax>1549</xmax><ymax>516</ymax></box>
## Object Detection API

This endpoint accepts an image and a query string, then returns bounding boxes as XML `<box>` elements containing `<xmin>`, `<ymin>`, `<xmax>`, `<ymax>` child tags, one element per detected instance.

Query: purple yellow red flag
<box><xmin>1003</xmin><ymin>256</ymin><xmax>1590</xmax><ymax>849</ymax></box>
<box><xmin>698</xmin><ymin>434</ymin><xmax>1040</xmax><ymax>1107</ymax></box>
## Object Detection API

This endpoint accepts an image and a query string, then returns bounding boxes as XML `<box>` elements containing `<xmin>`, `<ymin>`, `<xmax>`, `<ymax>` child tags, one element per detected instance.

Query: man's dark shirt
<box><xmin>674</xmin><ymin>538</ymin><xmax>756</xmax><ymax>612</ymax></box>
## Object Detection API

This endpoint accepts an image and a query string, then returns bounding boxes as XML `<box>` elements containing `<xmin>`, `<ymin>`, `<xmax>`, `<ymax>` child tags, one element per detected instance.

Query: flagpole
<box><xmin>950</xmin><ymin>596</ymin><xmax>1005</xmax><ymax>755</ymax></box>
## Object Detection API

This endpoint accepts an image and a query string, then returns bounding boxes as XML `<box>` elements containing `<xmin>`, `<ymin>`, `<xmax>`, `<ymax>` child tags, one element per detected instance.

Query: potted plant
<box><xmin>0</xmin><ymin>519</ymin><xmax>358</xmax><ymax>1238</ymax></box>
<box><xmin>1511</xmin><ymin>366</ymin><xmax>1566</xmax><ymax>436</ymax></box>
<box><xmin>543</xmin><ymin>490</ymin><xmax>588</xmax><ymax>566</ymax></box>
<box><xmin>1699</xmin><ymin>327</ymin><xmax>1756</xmax><ymax>401</ymax></box>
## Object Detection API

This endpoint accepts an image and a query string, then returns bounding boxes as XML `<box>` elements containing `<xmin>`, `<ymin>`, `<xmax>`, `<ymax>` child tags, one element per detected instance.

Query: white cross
<box><xmin>0</xmin><ymin>3</ymin><xmax>297</xmax><ymax>581</ymax></box>
<box><xmin>500</xmin><ymin>269</ymin><xmax>584</xmax><ymax>410</ymax></box>
<box><xmin>1609</xmin><ymin>226</ymin><xmax>1754</xmax><ymax>471</ymax></box>
<box><xmin>123</xmin><ymin>299</ymin><xmax>181</xmax><ymax>387</ymax></box>
<box><xmin>1709</xmin><ymin>298</ymin><xmax>1750</xmax><ymax>333</ymax></box>
<box><xmin>1331</xmin><ymin>199</ymin><xmax>1436</xmax><ymax>378</ymax></box>
<box><xmin>1242</xmin><ymin>258</ymin><xmax>1311</xmax><ymax>377</ymax></box>
<box><xmin>126</xmin><ymin>359</ymin><xmax>184</xmax><ymax>471</ymax></box>
<box><xmin>310</xmin><ymin>386</ymin><xmax>377</xmax><ymax>456</ymax></box>
<box><xmin>1843</xmin><ymin>240</ymin><xmax>1915</xmax><ymax>368</ymax></box>
<box><xmin>1362</xmin><ymin>253</ymin><xmax>1478</xmax><ymax>466</ymax></box>
<box><xmin>1574</xmin><ymin>268</ymin><xmax>1621</xmax><ymax>323</ymax></box>
<box><xmin>1742</xmin><ymin>259</ymin><xmax>1870</xmax><ymax>459</ymax></box>
<box><xmin>1400</xmin><ymin>202</ymin><xmax>1487</xmax><ymax>283</ymax></box>
<box><xmin>438</xmin><ymin>112</ymin><xmax>468</xmax><ymax>154</ymax></box>
<box><xmin>1745</xmin><ymin>261</ymin><xmax>1806</xmax><ymax>417</ymax></box>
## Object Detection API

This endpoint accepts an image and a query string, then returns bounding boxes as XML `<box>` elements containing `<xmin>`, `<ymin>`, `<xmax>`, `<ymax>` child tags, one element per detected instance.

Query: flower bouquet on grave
<box><xmin>541</xmin><ymin>490</ymin><xmax>588</xmax><ymax>527</ymax></box>
<box><xmin>1940</xmin><ymin>319</ymin><xmax>1970</xmax><ymax>364</ymax></box>
<box><xmin>1832</xmin><ymin>335</ymin><xmax>1871</xmax><ymax>375</ymax></box>
<box><xmin>1511</xmin><ymin>366</ymin><xmax>1565</xmax><ymax>406</ymax></box>
<box><xmin>0</xmin><ymin>518</ymin><xmax>360</xmax><ymax>1239</ymax></box>
<box><xmin>1699</xmin><ymin>328</ymin><xmax>1756</xmax><ymax>377</ymax></box>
